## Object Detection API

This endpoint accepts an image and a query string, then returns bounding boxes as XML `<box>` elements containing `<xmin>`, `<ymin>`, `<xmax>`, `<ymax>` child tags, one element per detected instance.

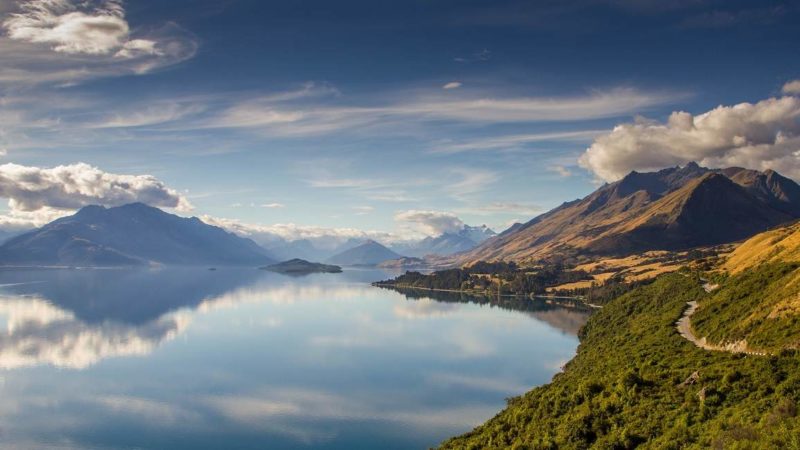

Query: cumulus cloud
<box><xmin>0</xmin><ymin>0</ymin><xmax>197</xmax><ymax>85</ymax></box>
<box><xmin>579</xmin><ymin>96</ymin><xmax>800</xmax><ymax>181</ymax></box>
<box><xmin>784</xmin><ymin>79</ymin><xmax>800</xmax><ymax>95</ymax></box>
<box><xmin>394</xmin><ymin>210</ymin><xmax>465</xmax><ymax>236</ymax></box>
<box><xmin>0</xmin><ymin>163</ymin><xmax>192</xmax><ymax>229</ymax></box>
<box><xmin>4</xmin><ymin>0</ymin><xmax>160</xmax><ymax>56</ymax></box>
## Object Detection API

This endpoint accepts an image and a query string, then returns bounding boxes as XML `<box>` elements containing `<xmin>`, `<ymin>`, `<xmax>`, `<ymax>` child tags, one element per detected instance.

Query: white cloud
<box><xmin>783</xmin><ymin>79</ymin><xmax>800</xmax><ymax>95</ymax></box>
<box><xmin>433</xmin><ymin>129</ymin><xmax>604</xmax><ymax>153</ymax></box>
<box><xmin>352</xmin><ymin>205</ymin><xmax>373</xmax><ymax>215</ymax></box>
<box><xmin>394</xmin><ymin>210</ymin><xmax>465</xmax><ymax>236</ymax></box>
<box><xmin>0</xmin><ymin>162</ymin><xmax>192</xmax><ymax>229</ymax></box>
<box><xmin>200</xmin><ymin>215</ymin><xmax>401</xmax><ymax>248</ymax></box>
<box><xmin>457</xmin><ymin>202</ymin><xmax>541</xmax><ymax>216</ymax></box>
<box><xmin>548</xmin><ymin>165</ymin><xmax>573</xmax><ymax>177</ymax></box>
<box><xmin>261</xmin><ymin>202</ymin><xmax>285</xmax><ymax>209</ymax></box>
<box><xmin>88</xmin><ymin>102</ymin><xmax>206</xmax><ymax>128</ymax></box>
<box><xmin>579</xmin><ymin>96</ymin><xmax>800</xmax><ymax>181</ymax></box>
<box><xmin>205</xmin><ymin>87</ymin><xmax>677</xmax><ymax>136</ymax></box>
<box><xmin>445</xmin><ymin>168</ymin><xmax>498</xmax><ymax>200</ymax></box>
<box><xmin>0</xmin><ymin>1</ymin><xmax>197</xmax><ymax>85</ymax></box>
<box><xmin>3</xmin><ymin>0</ymin><xmax>131</xmax><ymax>55</ymax></box>
<box><xmin>443</xmin><ymin>81</ymin><xmax>462</xmax><ymax>90</ymax></box>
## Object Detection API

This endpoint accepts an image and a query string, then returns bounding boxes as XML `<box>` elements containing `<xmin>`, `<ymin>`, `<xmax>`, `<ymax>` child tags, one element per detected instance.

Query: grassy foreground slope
<box><xmin>690</xmin><ymin>221</ymin><xmax>800</xmax><ymax>354</ymax></box>
<box><xmin>440</xmin><ymin>273</ymin><xmax>800</xmax><ymax>449</ymax></box>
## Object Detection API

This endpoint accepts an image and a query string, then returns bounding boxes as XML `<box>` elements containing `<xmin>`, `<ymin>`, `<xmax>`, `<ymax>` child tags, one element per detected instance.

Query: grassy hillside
<box><xmin>440</xmin><ymin>273</ymin><xmax>800</xmax><ymax>449</ymax></box>
<box><xmin>724</xmin><ymin>221</ymin><xmax>800</xmax><ymax>273</ymax></box>
<box><xmin>693</xmin><ymin>262</ymin><xmax>800</xmax><ymax>353</ymax></box>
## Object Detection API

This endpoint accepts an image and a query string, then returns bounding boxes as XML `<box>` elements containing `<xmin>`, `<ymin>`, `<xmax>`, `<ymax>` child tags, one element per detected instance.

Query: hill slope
<box><xmin>0</xmin><ymin>203</ymin><xmax>274</xmax><ymax>266</ymax></box>
<box><xmin>326</xmin><ymin>240</ymin><xmax>401</xmax><ymax>266</ymax></box>
<box><xmin>460</xmin><ymin>163</ymin><xmax>800</xmax><ymax>264</ymax></box>
<box><xmin>441</xmin><ymin>273</ymin><xmax>800</xmax><ymax>448</ymax></box>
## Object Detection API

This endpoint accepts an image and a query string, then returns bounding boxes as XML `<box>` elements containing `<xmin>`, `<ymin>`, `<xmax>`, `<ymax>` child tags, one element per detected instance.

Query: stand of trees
<box><xmin>376</xmin><ymin>261</ymin><xmax>592</xmax><ymax>296</ymax></box>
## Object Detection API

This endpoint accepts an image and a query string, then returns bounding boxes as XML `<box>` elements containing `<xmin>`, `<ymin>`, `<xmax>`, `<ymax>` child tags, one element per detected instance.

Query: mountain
<box><xmin>265</xmin><ymin>239</ymin><xmax>330</xmax><ymax>262</ymax></box>
<box><xmin>261</xmin><ymin>258</ymin><xmax>342</xmax><ymax>274</ymax></box>
<box><xmin>0</xmin><ymin>203</ymin><xmax>274</xmax><ymax>267</ymax></box>
<box><xmin>392</xmin><ymin>225</ymin><xmax>497</xmax><ymax>257</ymax></box>
<box><xmin>326</xmin><ymin>240</ymin><xmax>402</xmax><ymax>266</ymax></box>
<box><xmin>460</xmin><ymin>163</ymin><xmax>800</xmax><ymax>264</ymax></box>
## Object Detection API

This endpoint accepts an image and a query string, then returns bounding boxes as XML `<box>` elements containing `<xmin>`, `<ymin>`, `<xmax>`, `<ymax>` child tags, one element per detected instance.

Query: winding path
<box><xmin>675</xmin><ymin>282</ymin><xmax>768</xmax><ymax>356</ymax></box>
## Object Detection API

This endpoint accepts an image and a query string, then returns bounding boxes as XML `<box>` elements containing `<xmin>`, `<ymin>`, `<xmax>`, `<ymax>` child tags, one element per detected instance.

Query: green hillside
<box><xmin>440</xmin><ymin>273</ymin><xmax>800</xmax><ymax>449</ymax></box>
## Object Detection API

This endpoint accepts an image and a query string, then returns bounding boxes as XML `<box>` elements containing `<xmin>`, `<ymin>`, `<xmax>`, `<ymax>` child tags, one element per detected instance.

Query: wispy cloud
<box><xmin>196</xmin><ymin>86</ymin><xmax>680</xmax><ymax>137</ymax></box>
<box><xmin>261</xmin><ymin>202</ymin><xmax>285</xmax><ymax>209</ymax></box>
<box><xmin>445</xmin><ymin>168</ymin><xmax>498</xmax><ymax>201</ymax></box>
<box><xmin>548</xmin><ymin>165</ymin><xmax>573</xmax><ymax>177</ymax></box>
<box><xmin>433</xmin><ymin>129</ymin><xmax>605</xmax><ymax>154</ymax></box>
<box><xmin>456</xmin><ymin>202</ymin><xmax>541</xmax><ymax>216</ymax></box>
<box><xmin>454</xmin><ymin>48</ymin><xmax>491</xmax><ymax>63</ymax></box>
<box><xmin>443</xmin><ymin>81</ymin><xmax>462</xmax><ymax>89</ymax></box>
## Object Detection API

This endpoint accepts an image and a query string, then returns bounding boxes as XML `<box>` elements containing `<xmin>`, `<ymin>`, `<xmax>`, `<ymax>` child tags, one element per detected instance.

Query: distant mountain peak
<box><xmin>0</xmin><ymin>203</ymin><xmax>273</xmax><ymax>267</ymax></box>
<box><xmin>326</xmin><ymin>239</ymin><xmax>401</xmax><ymax>266</ymax></box>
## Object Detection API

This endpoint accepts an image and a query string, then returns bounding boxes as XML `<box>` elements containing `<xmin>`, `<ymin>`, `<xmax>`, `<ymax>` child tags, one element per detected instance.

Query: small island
<box><xmin>260</xmin><ymin>258</ymin><xmax>342</xmax><ymax>274</ymax></box>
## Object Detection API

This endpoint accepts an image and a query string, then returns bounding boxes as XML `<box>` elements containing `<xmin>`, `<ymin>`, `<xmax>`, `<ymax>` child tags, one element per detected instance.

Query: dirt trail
<box><xmin>675</xmin><ymin>283</ymin><xmax>768</xmax><ymax>356</ymax></box>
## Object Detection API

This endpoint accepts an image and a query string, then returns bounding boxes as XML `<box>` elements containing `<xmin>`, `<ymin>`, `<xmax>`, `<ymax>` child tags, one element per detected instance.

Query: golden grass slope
<box><xmin>724</xmin><ymin>220</ymin><xmax>800</xmax><ymax>273</ymax></box>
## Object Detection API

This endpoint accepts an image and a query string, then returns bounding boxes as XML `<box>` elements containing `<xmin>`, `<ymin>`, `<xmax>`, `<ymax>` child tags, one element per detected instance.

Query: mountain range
<box><xmin>326</xmin><ymin>240</ymin><xmax>402</xmax><ymax>266</ymax></box>
<box><xmin>458</xmin><ymin>163</ymin><xmax>800</xmax><ymax>264</ymax></box>
<box><xmin>0</xmin><ymin>203</ymin><xmax>274</xmax><ymax>267</ymax></box>
<box><xmin>390</xmin><ymin>225</ymin><xmax>496</xmax><ymax>257</ymax></box>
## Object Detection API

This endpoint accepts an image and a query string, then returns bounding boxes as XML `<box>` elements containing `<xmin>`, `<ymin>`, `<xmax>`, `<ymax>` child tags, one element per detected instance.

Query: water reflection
<box><xmin>378</xmin><ymin>286</ymin><xmax>592</xmax><ymax>335</ymax></box>
<box><xmin>0</xmin><ymin>268</ymin><xmax>589</xmax><ymax>449</ymax></box>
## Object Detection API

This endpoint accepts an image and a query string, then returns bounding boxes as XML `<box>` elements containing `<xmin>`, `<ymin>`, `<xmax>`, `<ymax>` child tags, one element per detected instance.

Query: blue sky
<box><xmin>0</xmin><ymin>0</ymin><xmax>799</xmax><ymax>242</ymax></box>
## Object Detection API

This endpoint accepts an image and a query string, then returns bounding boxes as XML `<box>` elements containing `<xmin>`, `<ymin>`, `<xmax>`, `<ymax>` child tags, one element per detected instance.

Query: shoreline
<box><xmin>372</xmin><ymin>282</ymin><xmax>597</xmax><ymax>306</ymax></box>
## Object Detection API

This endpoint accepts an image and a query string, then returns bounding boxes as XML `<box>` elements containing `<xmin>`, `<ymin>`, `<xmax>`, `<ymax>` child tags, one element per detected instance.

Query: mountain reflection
<box><xmin>0</xmin><ymin>268</ymin><xmax>262</xmax><ymax>369</ymax></box>
<box><xmin>378</xmin><ymin>287</ymin><xmax>593</xmax><ymax>335</ymax></box>
<box><xmin>0</xmin><ymin>269</ymin><xmax>590</xmax><ymax>370</ymax></box>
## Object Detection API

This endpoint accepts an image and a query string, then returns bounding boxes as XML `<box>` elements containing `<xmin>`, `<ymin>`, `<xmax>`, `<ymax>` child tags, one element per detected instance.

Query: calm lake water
<box><xmin>0</xmin><ymin>267</ymin><xmax>590</xmax><ymax>449</ymax></box>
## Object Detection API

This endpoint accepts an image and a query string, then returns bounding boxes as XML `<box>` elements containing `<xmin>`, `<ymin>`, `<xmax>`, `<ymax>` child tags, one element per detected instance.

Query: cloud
<box><xmin>261</xmin><ymin>202</ymin><xmax>285</xmax><ymax>209</ymax></box>
<box><xmin>445</xmin><ymin>168</ymin><xmax>498</xmax><ymax>200</ymax></box>
<box><xmin>3</xmin><ymin>0</ymin><xmax>131</xmax><ymax>55</ymax></box>
<box><xmin>205</xmin><ymin>87</ymin><xmax>677</xmax><ymax>136</ymax></box>
<box><xmin>454</xmin><ymin>48</ymin><xmax>491</xmax><ymax>63</ymax></box>
<box><xmin>200</xmin><ymin>215</ymin><xmax>401</xmax><ymax>248</ymax></box>
<box><xmin>548</xmin><ymin>165</ymin><xmax>573</xmax><ymax>177</ymax></box>
<box><xmin>394</xmin><ymin>210</ymin><xmax>465</xmax><ymax>236</ymax></box>
<box><xmin>0</xmin><ymin>163</ymin><xmax>192</xmax><ymax>229</ymax></box>
<box><xmin>443</xmin><ymin>81</ymin><xmax>462</xmax><ymax>90</ymax></box>
<box><xmin>457</xmin><ymin>201</ymin><xmax>541</xmax><ymax>216</ymax></box>
<box><xmin>433</xmin><ymin>129</ymin><xmax>604</xmax><ymax>153</ymax></box>
<box><xmin>0</xmin><ymin>1</ymin><xmax>197</xmax><ymax>85</ymax></box>
<box><xmin>784</xmin><ymin>79</ymin><xmax>800</xmax><ymax>95</ymax></box>
<box><xmin>579</xmin><ymin>96</ymin><xmax>800</xmax><ymax>181</ymax></box>
<box><xmin>88</xmin><ymin>102</ymin><xmax>206</xmax><ymax>128</ymax></box>
<box><xmin>352</xmin><ymin>205</ymin><xmax>374</xmax><ymax>215</ymax></box>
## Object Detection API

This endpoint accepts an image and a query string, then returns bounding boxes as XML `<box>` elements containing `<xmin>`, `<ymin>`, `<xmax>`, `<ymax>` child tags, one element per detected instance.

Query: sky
<box><xmin>0</xmin><ymin>0</ymin><xmax>799</xmax><ymax>244</ymax></box>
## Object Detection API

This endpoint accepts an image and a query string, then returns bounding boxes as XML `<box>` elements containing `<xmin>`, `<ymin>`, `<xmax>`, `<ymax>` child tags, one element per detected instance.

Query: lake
<box><xmin>0</xmin><ymin>267</ymin><xmax>590</xmax><ymax>449</ymax></box>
